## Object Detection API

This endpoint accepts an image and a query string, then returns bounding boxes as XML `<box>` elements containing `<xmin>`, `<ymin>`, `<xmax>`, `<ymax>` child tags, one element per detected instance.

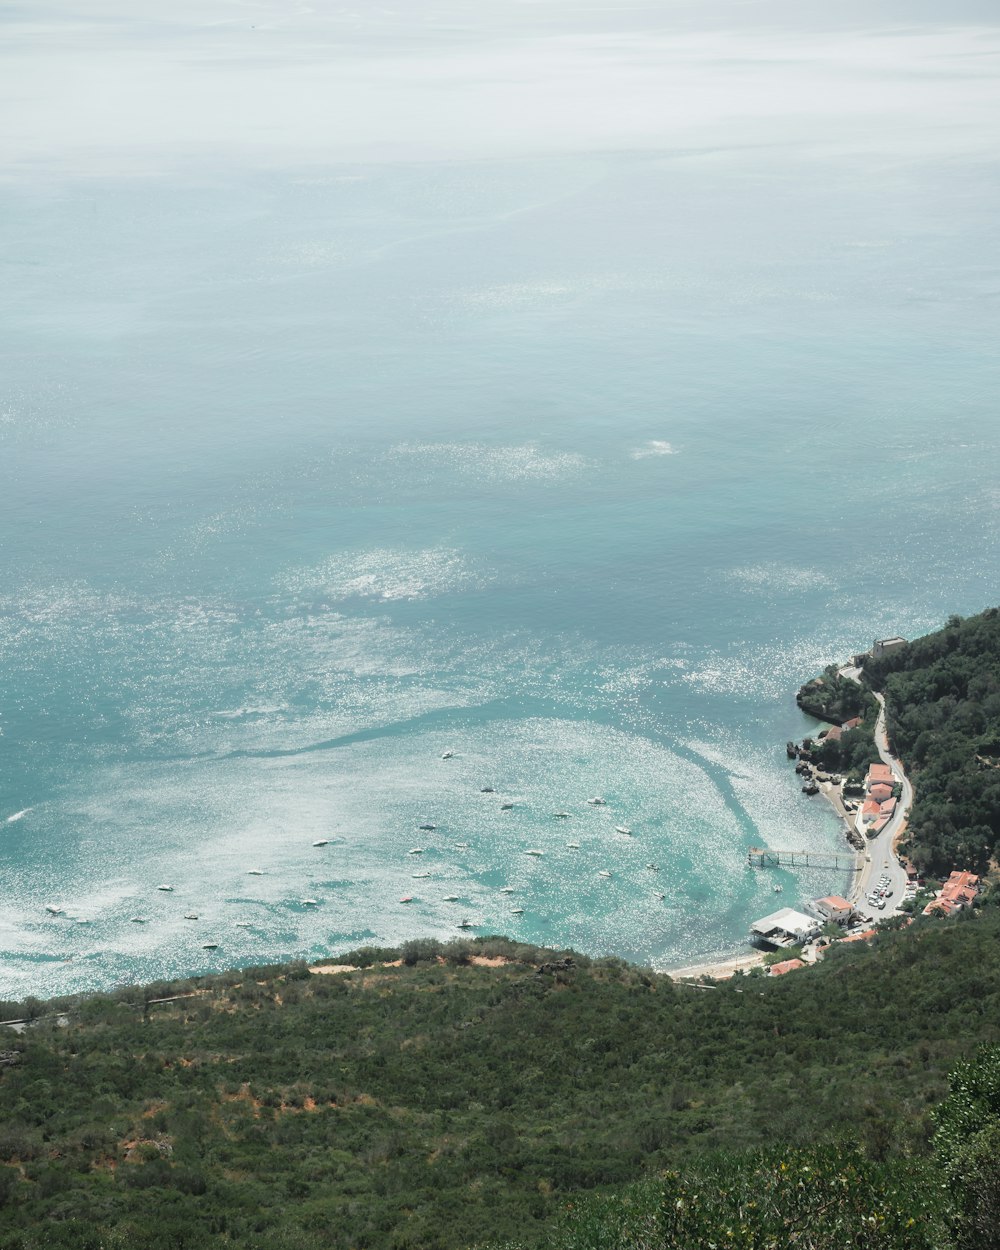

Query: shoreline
<box><xmin>662</xmin><ymin>949</ymin><xmax>767</xmax><ymax>980</ymax></box>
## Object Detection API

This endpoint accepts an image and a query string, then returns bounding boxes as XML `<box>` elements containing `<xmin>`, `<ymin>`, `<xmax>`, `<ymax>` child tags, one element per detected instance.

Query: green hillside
<box><xmin>864</xmin><ymin>609</ymin><xmax>1000</xmax><ymax>874</ymax></box>
<box><xmin>1</xmin><ymin>907</ymin><xmax>999</xmax><ymax>1250</ymax></box>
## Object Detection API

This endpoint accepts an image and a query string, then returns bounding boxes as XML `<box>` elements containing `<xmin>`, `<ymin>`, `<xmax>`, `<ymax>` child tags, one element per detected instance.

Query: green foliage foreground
<box><xmin>0</xmin><ymin>908</ymin><xmax>999</xmax><ymax>1250</ymax></box>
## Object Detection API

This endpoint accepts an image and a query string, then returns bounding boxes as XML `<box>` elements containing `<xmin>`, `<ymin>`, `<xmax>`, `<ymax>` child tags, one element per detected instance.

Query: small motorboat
<box><xmin>566</xmin><ymin>841</ymin><xmax>580</xmax><ymax>849</ymax></box>
<box><xmin>313</xmin><ymin>839</ymin><xmax>329</xmax><ymax>847</ymax></box>
<box><xmin>157</xmin><ymin>884</ymin><xmax>174</xmax><ymax>892</ymax></box>
<box><xmin>500</xmin><ymin>802</ymin><xmax>514</xmax><ymax>810</ymax></box>
<box><xmin>443</xmin><ymin>894</ymin><xmax>459</xmax><ymax>902</ymax></box>
<box><xmin>453</xmin><ymin>842</ymin><xmax>469</xmax><ymax>850</ymax></box>
<box><xmin>646</xmin><ymin>862</ymin><xmax>659</xmax><ymax>871</ymax></box>
<box><xmin>184</xmin><ymin>913</ymin><xmax>198</xmax><ymax>920</ymax></box>
<box><xmin>597</xmin><ymin>869</ymin><xmax>613</xmax><ymax>878</ymax></box>
<box><xmin>300</xmin><ymin>898</ymin><xmax>319</xmax><ymax>906</ymax></box>
<box><xmin>480</xmin><ymin>787</ymin><xmax>496</xmax><ymax>794</ymax></box>
<box><xmin>408</xmin><ymin>847</ymin><xmax>424</xmax><ymax>855</ymax></box>
<box><xmin>587</xmin><ymin>797</ymin><xmax>606</xmax><ymax>806</ymax></box>
<box><xmin>399</xmin><ymin>895</ymin><xmax>414</xmax><ymax>903</ymax></box>
<box><xmin>234</xmin><ymin>921</ymin><xmax>253</xmax><ymax>928</ymax></box>
<box><xmin>131</xmin><ymin>916</ymin><xmax>147</xmax><ymax>924</ymax></box>
<box><xmin>773</xmin><ymin>885</ymin><xmax>783</xmax><ymax>894</ymax></box>
<box><xmin>525</xmin><ymin>849</ymin><xmax>544</xmax><ymax>856</ymax></box>
<box><xmin>441</xmin><ymin>751</ymin><xmax>455</xmax><ymax>760</ymax></box>
<box><xmin>553</xmin><ymin>811</ymin><xmax>571</xmax><ymax>819</ymax></box>
<box><xmin>412</xmin><ymin>871</ymin><xmax>430</xmax><ymax>879</ymax></box>
<box><xmin>614</xmin><ymin>826</ymin><xmax>632</xmax><ymax>836</ymax></box>
<box><xmin>510</xmin><ymin>907</ymin><xmax>525</xmax><ymax>915</ymax></box>
<box><xmin>499</xmin><ymin>887</ymin><xmax>515</xmax><ymax>894</ymax></box>
<box><xmin>457</xmin><ymin>919</ymin><xmax>474</xmax><ymax>930</ymax></box>
<box><xmin>246</xmin><ymin>869</ymin><xmax>264</xmax><ymax>876</ymax></box>
<box><xmin>202</xmin><ymin>943</ymin><xmax>218</xmax><ymax>950</ymax></box>
<box><xmin>418</xmin><ymin>823</ymin><xmax>437</xmax><ymax>831</ymax></box>
<box><xmin>45</xmin><ymin>905</ymin><xmax>64</xmax><ymax>916</ymax></box>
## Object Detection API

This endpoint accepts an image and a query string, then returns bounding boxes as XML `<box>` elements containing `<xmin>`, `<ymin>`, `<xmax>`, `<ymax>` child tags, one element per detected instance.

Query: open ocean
<box><xmin>2</xmin><ymin>0</ymin><xmax>999</xmax><ymax>998</ymax></box>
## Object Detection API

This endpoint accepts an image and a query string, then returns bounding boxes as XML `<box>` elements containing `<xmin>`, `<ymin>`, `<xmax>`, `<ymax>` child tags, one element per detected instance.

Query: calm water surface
<box><xmin>2</xmin><ymin>1</ymin><xmax>999</xmax><ymax>996</ymax></box>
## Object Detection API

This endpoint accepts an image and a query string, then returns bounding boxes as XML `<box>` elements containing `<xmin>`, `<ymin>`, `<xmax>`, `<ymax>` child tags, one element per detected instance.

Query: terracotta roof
<box><xmin>842</xmin><ymin>717</ymin><xmax>861</xmax><ymax>730</ymax></box>
<box><xmin>842</xmin><ymin>928</ymin><xmax>877</xmax><ymax>943</ymax></box>
<box><xmin>861</xmin><ymin>799</ymin><xmax>881</xmax><ymax>822</ymax></box>
<box><xmin>872</xmin><ymin>816</ymin><xmax>890</xmax><ymax>834</ymax></box>
<box><xmin>769</xmin><ymin>958</ymin><xmax>806</xmax><ymax>976</ymax></box>
<box><xmin>823</xmin><ymin>726</ymin><xmax>842</xmax><ymax>741</ymax></box>
<box><xmin>868</xmin><ymin>782</ymin><xmax>893</xmax><ymax>802</ymax></box>
<box><xmin>818</xmin><ymin>895</ymin><xmax>852</xmax><ymax>910</ymax></box>
<box><xmin>868</xmin><ymin>764</ymin><xmax>893</xmax><ymax>784</ymax></box>
<box><xmin>879</xmin><ymin>798</ymin><xmax>897</xmax><ymax>815</ymax></box>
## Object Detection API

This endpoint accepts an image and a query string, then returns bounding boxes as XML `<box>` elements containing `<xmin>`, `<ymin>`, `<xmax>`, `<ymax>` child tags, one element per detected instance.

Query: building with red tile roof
<box><xmin>842</xmin><ymin>928</ymin><xmax>878</xmax><ymax>944</ymax></box>
<box><xmin>769</xmin><ymin>958</ymin><xmax>806</xmax><ymax>976</ymax></box>
<box><xmin>868</xmin><ymin>782</ymin><xmax>893</xmax><ymax>803</ymax></box>
<box><xmin>815</xmin><ymin>895</ymin><xmax>853</xmax><ymax>924</ymax></box>
<box><xmin>867</xmin><ymin>763</ymin><xmax>893</xmax><ymax>786</ymax></box>
<box><xmin>842</xmin><ymin>717</ymin><xmax>862</xmax><ymax>731</ymax></box>
<box><xmin>861</xmin><ymin>798</ymin><xmax>882</xmax><ymax>824</ymax></box>
<box><xmin>923</xmin><ymin>870</ymin><xmax>981</xmax><ymax>916</ymax></box>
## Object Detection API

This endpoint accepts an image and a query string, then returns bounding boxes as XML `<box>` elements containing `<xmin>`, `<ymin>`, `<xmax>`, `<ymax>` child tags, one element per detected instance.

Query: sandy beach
<box><xmin>664</xmin><ymin>950</ymin><xmax>767</xmax><ymax>980</ymax></box>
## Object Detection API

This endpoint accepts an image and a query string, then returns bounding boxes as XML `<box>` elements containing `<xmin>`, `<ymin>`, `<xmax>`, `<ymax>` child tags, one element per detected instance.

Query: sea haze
<box><xmin>2</xmin><ymin>0</ymin><xmax>999</xmax><ymax>996</ymax></box>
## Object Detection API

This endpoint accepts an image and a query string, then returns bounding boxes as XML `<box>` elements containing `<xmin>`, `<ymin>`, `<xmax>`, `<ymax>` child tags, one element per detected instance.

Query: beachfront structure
<box><xmin>923</xmin><ymin>871</ymin><xmax>981</xmax><ymax>917</ymax></box>
<box><xmin>751</xmin><ymin>907</ymin><xmax>821</xmax><ymax>949</ymax></box>
<box><xmin>871</xmin><ymin>636</ymin><xmax>907</xmax><ymax>659</ymax></box>
<box><xmin>814</xmin><ymin>895</ymin><xmax>853</xmax><ymax>926</ymax></box>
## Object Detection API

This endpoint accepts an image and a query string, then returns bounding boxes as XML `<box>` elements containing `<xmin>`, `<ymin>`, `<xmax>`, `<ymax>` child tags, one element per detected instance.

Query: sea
<box><xmin>2</xmin><ymin>0</ymin><xmax>999</xmax><ymax>999</ymax></box>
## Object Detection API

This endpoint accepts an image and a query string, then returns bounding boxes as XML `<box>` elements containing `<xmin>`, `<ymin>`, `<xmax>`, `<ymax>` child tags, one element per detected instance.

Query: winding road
<box><xmin>849</xmin><ymin>691</ymin><xmax>913</xmax><ymax>919</ymax></box>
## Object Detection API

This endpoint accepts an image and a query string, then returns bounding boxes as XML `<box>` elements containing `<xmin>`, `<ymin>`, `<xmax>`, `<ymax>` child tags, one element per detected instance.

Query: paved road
<box><xmin>851</xmin><ymin>692</ymin><xmax>913</xmax><ymax>921</ymax></box>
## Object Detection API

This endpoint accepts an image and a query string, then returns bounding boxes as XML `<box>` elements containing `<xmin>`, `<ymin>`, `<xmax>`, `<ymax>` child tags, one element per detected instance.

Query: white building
<box><xmin>751</xmin><ymin>907</ymin><xmax>822</xmax><ymax>949</ymax></box>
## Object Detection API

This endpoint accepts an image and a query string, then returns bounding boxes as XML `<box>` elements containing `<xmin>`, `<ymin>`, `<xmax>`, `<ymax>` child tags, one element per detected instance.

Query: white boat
<box><xmin>525</xmin><ymin>849</ymin><xmax>544</xmax><ymax>856</ymax></box>
<box><xmin>773</xmin><ymin>885</ymin><xmax>783</xmax><ymax>893</ymax></box>
<box><xmin>408</xmin><ymin>847</ymin><xmax>424</xmax><ymax>855</ymax></box>
<box><xmin>598</xmin><ymin>869</ymin><xmax>613</xmax><ymax>878</ymax></box>
<box><xmin>300</xmin><ymin>898</ymin><xmax>318</xmax><ymax>906</ymax></box>
<box><xmin>454</xmin><ymin>842</ymin><xmax>469</xmax><ymax>850</ymax></box>
<box><xmin>399</xmin><ymin>895</ymin><xmax>413</xmax><ymax>903</ymax></box>
<box><xmin>246</xmin><ymin>869</ymin><xmax>264</xmax><ymax>876</ymax></box>
<box><xmin>412</xmin><ymin>871</ymin><xmax>430</xmax><ymax>879</ymax></box>
<box><xmin>553</xmin><ymin>811</ymin><xmax>571</xmax><ymax>819</ymax></box>
<box><xmin>587</xmin><ymin>797</ymin><xmax>606</xmax><ymax>806</ymax></box>
<box><xmin>646</xmin><ymin>862</ymin><xmax>658</xmax><ymax>871</ymax></box>
<box><xmin>566</xmin><ymin>842</ymin><xmax>580</xmax><ymax>849</ymax></box>
<box><xmin>457</xmin><ymin>919</ymin><xmax>474</xmax><ymax>929</ymax></box>
<box><xmin>313</xmin><ymin>839</ymin><xmax>329</xmax><ymax>847</ymax></box>
<box><xmin>234</xmin><ymin>921</ymin><xmax>252</xmax><ymax>928</ymax></box>
<box><xmin>157</xmin><ymin>884</ymin><xmax>174</xmax><ymax>892</ymax></box>
<box><xmin>614</xmin><ymin>826</ymin><xmax>632</xmax><ymax>836</ymax></box>
<box><xmin>443</xmin><ymin>894</ymin><xmax>459</xmax><ymax>902</ymax></box>
<box><xmin>441</xmin><ymin>751</ymin><xmax>455</xmax><ymax>760</ymax></box>
<box><xmin>131</xmin><ymin>916</ymin><xmax>147</xmax><ymax>924</ymax></box>
<box><xmin>510</xmin><ymin>907</ymin><xmax>525</xmax><ymax>915</ymax></box>
<box><xmin>184</xmin><ymin>913</ymin><xmax>198</xmax><ymax>920</ymax></box>
<box><xmin>499</xmin><ymin>887</ymin><xmax>515</xmax><ymax>894</ymax></box>
<box><xmin>45</xmin><ymin>905</ymin><xmax>64</xmax><ymax>916</ymax></box>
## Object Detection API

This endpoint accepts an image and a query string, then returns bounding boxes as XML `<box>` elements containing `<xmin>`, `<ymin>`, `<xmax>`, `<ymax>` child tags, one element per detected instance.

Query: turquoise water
<box><xmin>2</xmin><ymin>2</ymin><xmax>1000</xmax><ymax>997</ymax></box>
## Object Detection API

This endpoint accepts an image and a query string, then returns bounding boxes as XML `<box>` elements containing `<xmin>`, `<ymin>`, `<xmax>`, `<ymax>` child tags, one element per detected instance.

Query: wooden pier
<box><xmin>747</xmin><ymin>847</ymin><xmax>858</xmax><ymax>872</ymax></box>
